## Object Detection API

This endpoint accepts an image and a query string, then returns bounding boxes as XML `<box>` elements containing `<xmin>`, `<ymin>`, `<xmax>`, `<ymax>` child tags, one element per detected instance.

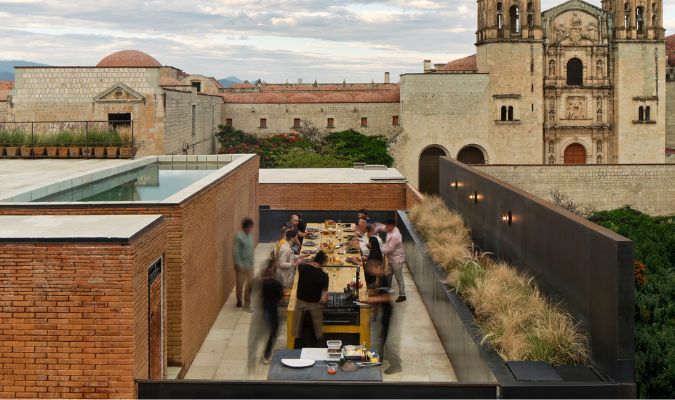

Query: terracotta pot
<box><xmin>20</xmin><ymin>146</ymin><xmax>32</xmax><ymax>159</ymax></box>
<box><xmin>57</xmin><ymin>147</ymin><xmax>69</xmax><ymax>159</ymax></box>
<box><xmin>46</xmin><ymin>147</ymin><xmax>58</xmax><ymax>158</ymax></box>
<box><xmin>6</xmin><ymin>146</ymin><xmax>19</xmax><ymax>159</ymax></box>
<box><xmin>68</xmin><ymin>146</ymin><xmax>82</xmax><ymax>158</ymax></box>
<box><xmin>106</xmin><ymin>146</ymin><xmax>119</xmax><ymax>159</ymax></box>
<box><xmin>94</xmin><ymin>147</ymin><xmax>106</xmax><ymax>159</ymax></box>
<box><xmin>119</xmin><ymin>147</ymin><xmax>135</xmax><ymax>159</ymax></box>
<box><xmin>33</xmin><ymin>146</ymin><xmax>46</xmax><ymax>158</ymax></box>
<box><xmin>0</xmin><ymin>146</ymin><xmax>5</xmax><ymax>158</ymax></box>
<box><xmin>81</xmin><ymin>147</ymin><xmax>92</xmax><ymax>159</ymax></box>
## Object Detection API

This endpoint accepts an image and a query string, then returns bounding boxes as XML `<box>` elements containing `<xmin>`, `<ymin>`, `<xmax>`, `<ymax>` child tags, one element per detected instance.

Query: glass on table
<box><xmin>327</xmin><ymin>363</ymin><xmax>338</xmax><ymax>375</ymax></box>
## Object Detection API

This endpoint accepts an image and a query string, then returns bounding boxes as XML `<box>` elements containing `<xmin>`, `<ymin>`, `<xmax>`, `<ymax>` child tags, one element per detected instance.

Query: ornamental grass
<box><xmin>409</xmin><ymin>196</ymin><xmax>589</xmax><ymax>365</ymax></box>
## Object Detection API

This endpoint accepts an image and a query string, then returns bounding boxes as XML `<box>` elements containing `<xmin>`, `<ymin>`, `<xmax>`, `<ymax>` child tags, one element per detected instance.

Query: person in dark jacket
<box><xmin>261</xmin><ymin>258</ymin><xmax>283</xmax><ymax>363</ymax></box>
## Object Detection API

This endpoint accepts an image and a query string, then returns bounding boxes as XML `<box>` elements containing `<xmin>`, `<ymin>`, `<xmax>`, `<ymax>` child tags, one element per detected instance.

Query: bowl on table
<box><xmin>304</xmin><ymin>241</ymin><xmax>318</xmax><ymax>247</ymax></box>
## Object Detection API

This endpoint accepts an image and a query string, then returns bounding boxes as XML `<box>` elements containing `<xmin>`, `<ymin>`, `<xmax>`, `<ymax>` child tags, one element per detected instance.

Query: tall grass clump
<box><xmin>408</xmin><ymin>196</ymin><xmax>590</xmax><ymax>365</ymax></box>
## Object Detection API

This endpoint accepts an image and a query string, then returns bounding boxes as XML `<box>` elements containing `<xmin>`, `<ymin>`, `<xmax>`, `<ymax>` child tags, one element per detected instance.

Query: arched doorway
<box><xmin>457</xmin><ymin>146</ymin><xmax>486</xmax><ymax>165</ymax></box>
<box><xmin>419</xmin><ymin>146</ymin><xmax>447</xmax><ymax>195</ymax></box>
<box><xmin>563</xmin><ymin>143</ymin><xmax>587</xmax><ymax>164</ymax></box>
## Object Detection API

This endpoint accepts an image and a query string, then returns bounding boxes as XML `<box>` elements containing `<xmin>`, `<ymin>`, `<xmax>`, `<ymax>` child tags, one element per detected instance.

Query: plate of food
<box><xmin>307</xmin><ymin>234</ymin><xmax>319</xmax><ymax>240</ymax></box>
<box><xmin>342</xmin><ymin>228</ymin><xmax>355</xmax><ymax>233</ymax></box>
<box><xmin>347</xmin><ymin>247</ymin><xmax>360</xmax><ymax>254</ymax></box>
<box><xmin>303</xmin><ymin>241</ymin><xmax>317</xmax><ymax>247</ymax></box>
<box><xmin>281</xmin><ymin>359</ymin><xmax>315</xmax><ymax>368</ymax></box>
<box><xmin>302</xmin><ymin>250</ymin><xmax>318</xmax><ymax>255</ymax></box>
<box><xmin>306</xmin><ymin>228</ymin><xmax>320</xmax><ymax>233</ymax></box>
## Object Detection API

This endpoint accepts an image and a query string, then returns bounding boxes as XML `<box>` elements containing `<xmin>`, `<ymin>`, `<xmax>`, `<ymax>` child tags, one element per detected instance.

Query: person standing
<box><xmin>292</xmin><ymin>251</ymin><xmax>329</xmax><ymax>347</ymax></box>
<box><xmin>261</xmin><ymin>258</ymin><xmax>283</xmax><ymax>363</ymax></box>
<box><xmin>381</xmin><ymin>219</ymin><xmax>406</xmax><ymax>302</ymax></box>
<box><xmin>276</xmin><ymin>229</ymin><xmax>305</xmax><ymax>289</ymax></box>
<box><xmin>234</xmin><ymin>217</ymin><xmax>255</xmax><ymax>311</ymax></box>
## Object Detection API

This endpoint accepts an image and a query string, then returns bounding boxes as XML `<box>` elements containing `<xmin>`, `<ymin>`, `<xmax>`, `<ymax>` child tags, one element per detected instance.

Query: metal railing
<box><xmin>0</xmin><ymin>120</ymin><xmax>135</xmax><ymax>159</ymax></box>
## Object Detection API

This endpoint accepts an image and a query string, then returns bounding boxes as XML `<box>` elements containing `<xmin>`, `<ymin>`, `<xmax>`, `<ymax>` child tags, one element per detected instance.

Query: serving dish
<box><xmin>281</xmin><ymin>359</ymin><xmax>315</xmax><ymax>368</ymax></box>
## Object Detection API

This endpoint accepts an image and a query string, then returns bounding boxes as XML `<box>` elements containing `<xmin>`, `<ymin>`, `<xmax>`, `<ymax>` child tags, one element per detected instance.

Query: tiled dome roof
<box><xmin>666</xmin><ymin>34</ymin><xmax>675</xmax><ymax>66</ymax></box>
<box><xmin>97</xmin><ymin>50</ymin><xmax>161</xmax><ymax>68</ymax></box>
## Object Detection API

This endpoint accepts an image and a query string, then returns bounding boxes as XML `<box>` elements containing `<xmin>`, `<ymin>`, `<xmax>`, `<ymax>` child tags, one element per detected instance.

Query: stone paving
<box><xmin>182</xmin><ymin>243</ymin><xmax>457</xmax><ymax>382</ymax></box>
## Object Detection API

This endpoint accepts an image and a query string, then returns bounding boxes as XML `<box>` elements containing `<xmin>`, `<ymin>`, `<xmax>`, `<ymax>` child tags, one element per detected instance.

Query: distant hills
<box><xmin>0</xmin><ymin>60</ymin><xmax>49</xmax><ymax>80</ymax></box>
<box><xmin>218</xmin><ymin>76</ymin><xmax>243</xmax><ymax>88</ymax></box>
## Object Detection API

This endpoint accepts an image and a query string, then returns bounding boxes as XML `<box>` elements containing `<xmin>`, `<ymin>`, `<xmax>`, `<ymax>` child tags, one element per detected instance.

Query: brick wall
<box><xmin>222</xmin><ymin>102</ymin><xmax>401</xmax><ymax>139</ymax></box>
<box><xmin>405</xmin><ymin>183</ymin><xmax>424</xmax><ymax>209</ymax></box>
<box><xmin>0</xmin><ymin>222</ymin><xmax>166</xmax><ymax>399</ymax></box>
<box><xmin>259</xmin><ymin>183</ymin><xmax>406</xmax><ymax>211</ymax></box>
<box><xmin>164</xmin><ymin>90</ymin><xmax>222</xmax><ymax>155</ymax></box>
<box><xmin>476</xmin><ymin>164</ymin><xmax>675</xmax><ymax>216</ymax></box>
<box><xmin>0</xmin><ymin>156</ymin><xmax>260</xmax><ymax>370</ymax></box>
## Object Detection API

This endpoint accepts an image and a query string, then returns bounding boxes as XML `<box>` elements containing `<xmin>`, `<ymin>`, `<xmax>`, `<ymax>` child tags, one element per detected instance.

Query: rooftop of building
<box><xmin>219</xmin><ymin>85</ymin><xmax>400</xmax><ymax>104</ymax></box>
<box><xmin>259</xmin><ymin>167</ymin><xmax>406</xmax><ymax>184</ymax></box>
<box><xmin>96</xmin><ymin>50</ymin><xmax>162</xmax><ymax>68</ymax></box>
<box><xmin>0</xmin><ymin>215</ymin><xmax>163</xmax><ymax>243</ymax></box>
<box><xmin>435</xmin><ymin>54</ymin><xmax>478</xmax><ymax>73</ymax></box>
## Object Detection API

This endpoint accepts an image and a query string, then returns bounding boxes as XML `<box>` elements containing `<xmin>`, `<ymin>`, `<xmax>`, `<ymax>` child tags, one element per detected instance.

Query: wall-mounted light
<box><xmin>449</xmin><ymin>179</ymin><xmax>461</xmax><ymax>190</ymax></box>
<box><xmin>251</xmin><ymin>107</ymin><xmax>256</xmax><ymax>112</ymax></box>
<box><xmin>501</xmin><ymin>211</ymin><xmax>513</xmax><ymax>226</ymax></box>
<box><xmin>468</xmin><ymin>191</ymin><xmax>480</xmax><ymax>204</ymax></box>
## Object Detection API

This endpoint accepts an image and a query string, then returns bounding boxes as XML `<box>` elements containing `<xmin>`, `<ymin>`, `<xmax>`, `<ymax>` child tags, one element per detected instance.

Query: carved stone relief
<box><xmin>566</xmin><ymin>96</ymin><xmax>586</xmax><ymax>119</ymax></box>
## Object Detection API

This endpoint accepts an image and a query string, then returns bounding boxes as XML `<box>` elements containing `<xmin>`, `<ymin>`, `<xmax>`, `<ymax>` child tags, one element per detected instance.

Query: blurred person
<box><xmin>380</xmin><ymin>219</ymin><xmax>406</xmax><ymax>302</ymax></box>
<box><xmin>357</xmin><ymin>209</ymin><xmax>372</xmax><ymax>224</ymax></box>
<box><xmin>290</xmin><ymin>214</ymin><xmax>307</xmax><ymax>241</ymax></box>
<box><xmin>261</xmin><ymin>258</ymin><xmax>283</xmax><ymax>364</ymax></box>
<box><xmin>234</xmin><ymin>217</ymin><xmax>255</xmax><ymax>311</ymax></box>
<box><xmin>276</xmin><ymin>229</ymin><xmax>303</xmax><ymax>289</ymax></box>
<box><xmin>365</xmin><ymin>223</ymin><xmax>384</xmax><ymax>289</ymax></box>
<box><xmin>366</xmin><ymin>265</ymin><xmax>401</xmax><ymax>374</ymax></box>
<box><xmin>292</xmin><ymin>251</ymin><xmax>329</xmax><ymax>347</ymax></box>
<box><xmin>356</xmin><ymin>219</ymin><xmax>370</xmax><ymax>257</ymax></box>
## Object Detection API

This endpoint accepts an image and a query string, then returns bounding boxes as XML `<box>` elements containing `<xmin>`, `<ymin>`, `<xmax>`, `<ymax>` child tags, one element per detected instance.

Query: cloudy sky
<box><xmin>0</xmin><ymin>0</ymin><xmax>673</xmax><ymax>82</ymax></box>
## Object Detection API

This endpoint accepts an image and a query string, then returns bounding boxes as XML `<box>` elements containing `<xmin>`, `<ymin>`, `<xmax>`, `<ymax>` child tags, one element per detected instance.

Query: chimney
<box><xmin>298</xmin><ymin>78</ymin><xmax>303</xmax><ymax>84</ymax></box>
<box><xmin>423</xmin><ymin>60</ymin><xmax>432</xmax><ymax>72</ymax></box>
<box><xmin>384</xmin><ymin>72</ymin><xmax>390</xmax><ymax>84</ymax></box>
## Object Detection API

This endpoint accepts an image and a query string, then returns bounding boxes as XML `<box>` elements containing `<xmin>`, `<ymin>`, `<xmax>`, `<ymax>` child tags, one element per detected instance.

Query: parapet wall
<box><xmin>476</xmin><ymin>164</ymin><xmax>675</xmax><ymax>216</ymax></box>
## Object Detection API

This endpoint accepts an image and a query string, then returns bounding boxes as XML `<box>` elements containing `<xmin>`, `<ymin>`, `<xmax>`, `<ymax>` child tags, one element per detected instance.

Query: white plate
<box><xmin>281</xmin><ymin>358</ymin><xmax>316</xmax><ymax>368</ymax></box>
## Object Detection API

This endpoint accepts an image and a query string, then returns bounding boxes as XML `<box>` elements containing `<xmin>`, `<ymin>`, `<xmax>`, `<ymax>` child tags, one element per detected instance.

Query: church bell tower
<box><xmin>477</xmin><ymin>0</ymin><xmax>542</xmax><ymax>43</ymax></box>
<box><xmin>602</xmin><ymin>0</ymin><xmax>665</xmax><ymax>40</ymax></box>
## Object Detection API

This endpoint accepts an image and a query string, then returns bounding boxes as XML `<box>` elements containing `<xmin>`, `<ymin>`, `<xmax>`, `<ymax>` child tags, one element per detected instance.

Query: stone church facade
<box><xmin>395</xmin><ymin>0</ymin><xmax>667</xmax><ymax>190</ymax></box>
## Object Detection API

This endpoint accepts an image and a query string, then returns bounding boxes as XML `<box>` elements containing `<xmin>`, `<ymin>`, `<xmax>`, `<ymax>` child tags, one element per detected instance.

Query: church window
<box><xmin>510</xmin><ymin>6</ymin><xmax>520</xmax><ymax>34</ymax></box>
<box><xmin>293</xmin><ymin>118</ymin><xmax>301</xmax><ymax>128</ymax></box>
<box><xmin>636</xmin><ymin>6</ymin><xmax>645</xmax><ymax>34</ymax></box>
<box><xmin>327</xmin><ymin>117</ymin><xmax>335</xmax><ymax>128</ymax></box>
<box><xmin>501</xmin><ymin>106</ymin><xmax>507</xmax><ymax>121</ymax></box>
<box><xmin>567</xmin><ymin>58</ymin><xmax>583</xmax><ymax>86</ymax></box>
<box><xmin>638</xmin><ymin>106</ymin><xmax>645</xmax><ymax>121</ymax></box>
<box><xmin>645</xmin><ymin>106</ymin><xmax>651</xmax><ymax>121</ymax></box>
<box><xmin>624</xmin><ymin>3</ymin><xmax>631</xmax><ymax>29</ymax></box>
<box><xmin>259</xmin><ymin>118</ymin><xmax>267</xmax><ymax>129</ymax></box>
<box><xmin>652</xmin><ymin>14</ymin><xmax>657</xmax><ymax>28</ymax></box>
<box><xmin>497</xmin><ymin>2</ymin><xmax>503</xmax><ymax>30</ymax></box>
<box><xmin>507</xmin><ymin>106</ymin><xmax>514</xmax><ymax>121</ymax></box>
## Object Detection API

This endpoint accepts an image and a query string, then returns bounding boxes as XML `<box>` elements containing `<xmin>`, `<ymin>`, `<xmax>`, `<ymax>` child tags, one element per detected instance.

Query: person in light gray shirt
<box><xmin>234</xmin><ymin>217</ymin><xmax>255</xmax><ymax>311</ymax></box>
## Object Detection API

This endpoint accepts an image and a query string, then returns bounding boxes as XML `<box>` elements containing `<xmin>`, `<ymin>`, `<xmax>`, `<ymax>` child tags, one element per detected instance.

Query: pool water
<box><xmin>34</xmin><ymin>163</ymin><xmax>227</xmax><ymax>202</ymax></box>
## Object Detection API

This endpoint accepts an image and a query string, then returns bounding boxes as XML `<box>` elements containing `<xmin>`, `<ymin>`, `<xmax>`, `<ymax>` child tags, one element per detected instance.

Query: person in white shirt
<box><xmin>380</xmin><ymin>219</ymin><xmax>406</xmax><ymax>302</ymax></box>
<box><xmin>276</xmin><ymin>230</ymin><xmax>308</xmax><ymax>288</ymax></box>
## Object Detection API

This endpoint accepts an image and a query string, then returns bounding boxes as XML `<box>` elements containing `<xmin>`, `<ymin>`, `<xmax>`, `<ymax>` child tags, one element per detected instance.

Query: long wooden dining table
<box><xmin>286</xmin><ymin>222</ymin><xmax>371</xmax><ymax>349</ymax></box>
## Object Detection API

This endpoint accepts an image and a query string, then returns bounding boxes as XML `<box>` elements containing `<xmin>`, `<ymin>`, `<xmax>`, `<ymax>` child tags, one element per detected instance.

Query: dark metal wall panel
<box><xmin>437</xmin><ymin>158</ymin><xmax>635</xmax><ymax>386</ymax></box>
<box><xmin>136</xmin><ymin>381</ymin><xmax>498</xmax><ymax>399</ymax></box>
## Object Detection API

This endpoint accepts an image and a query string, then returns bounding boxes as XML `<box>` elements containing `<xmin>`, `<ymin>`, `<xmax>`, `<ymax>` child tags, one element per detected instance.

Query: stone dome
<box><xmin>97</xmin><ymin>50</ymin><xmax>161</xmax><ymax>68</ymax></box>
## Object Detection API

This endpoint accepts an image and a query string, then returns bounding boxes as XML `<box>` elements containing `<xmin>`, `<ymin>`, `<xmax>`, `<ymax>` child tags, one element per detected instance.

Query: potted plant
<box><xmin>106</xmin><ymin>131</ymin><xmax>121</xmax><ymax>159</ymax></box>
<box><xmin>56</xmin><ymin>131</ymin><xmax>72</xmax><ymax>159</ymax></box>
<box><xmin>68</xmin><ymin>132</ymin><xmax>83</xmax><ymax>159</ymax></box>
<box><xmin>81</xmin><ymin>130</ymin><xmax>92</xmax><ymax>158</ymax></box>
<box><xmin>119</xmin><ymin>134</ymin><xmax>135</xmax><ymax>159</ymax></box>
<box><xmin>0</xmin><ymin>131</ymin><xmax>7</xmax><ymax>158</ymax></box>
<box><xmin>5</xmin><ymin>131</ymin><xmax>22</xmax><ymax>159</ymax></box>
<box><xmin>45</xmin><ymin>134</ymin><xmax>58</xmax><ymax>158</ymax></box>
<box><xmin>33</xmin><ymin>133</ymin><xmax>47</xmax><ymax>158</ymax></box>
<box><xmin>20</xmin><ymin>133</ymin><xmax>33</xmax><ymax>159</ymax></box>
<box><xmin>91</xmin><ymin>130</ymin><xmax>106</xmax><ymax>159</ymax></box>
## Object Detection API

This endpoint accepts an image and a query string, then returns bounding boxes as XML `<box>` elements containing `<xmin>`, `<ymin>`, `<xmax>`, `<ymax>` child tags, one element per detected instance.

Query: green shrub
<box><xmin>324</xmin><ymin>129</ymin><xmax>393</xmax><ymax>166</ymax></box>
<box><xmin>275</xmin><ymin>147</ymin><xmax>352</xmax><ymax>168</ymax></box>
<box><xmin>589</xmin><ymin>207</ymin><xmax>674</xmax><ymax>399</ymax></box>
<box><xmin>1</xmin><ymin>130</ymin><xmax>28</xmax><ymax>146</ymax></box>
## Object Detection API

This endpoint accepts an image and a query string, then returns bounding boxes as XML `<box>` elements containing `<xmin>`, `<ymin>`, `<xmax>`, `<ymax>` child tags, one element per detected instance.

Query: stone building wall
<box><xmin>179</xmin><ymin>75</ymin><xmax>222</xmax><ymax>95</ymax></box>
<box><xmin>8</xmin><ymin>67</ymin><xmax>166</xmax><ymax>156</ymax></box>
<box><xmin>164</xmin><ymin>90</ymin><xmax>222</xmax><ymax>155</ymax></box>
<box><xmin>613</xmin><ymin>42</ymin><xmax>666</xmax><ymax>163</ymax></box>
<box><xmin>395</xmin><ymin>73</ymin><xmax>491</xmax><ymax>188</ymax></box>
<box><xmin>476</xmin><ymin>164</ymin><xmax>675</xmax><ymax>215</ymax></box>
<box><xmin>0</xmin><ymin>102</ymin><xmax>6</xmax><ymax>122</ymax></box>
<box><xmin>667</xmin><ymin>80</ymin><xmax>675</xmax><ymax>151</ymax></box>
<box><xmin>222</xmin><ymin>102</ymin><xmax>401</xmax><ymax>138</ymax></box>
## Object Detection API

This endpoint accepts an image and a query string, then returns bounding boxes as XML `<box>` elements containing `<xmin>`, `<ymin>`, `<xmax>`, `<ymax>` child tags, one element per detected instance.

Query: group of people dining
<box><xmin>273</xmin><ymin>210</ymin><xmax>407</xmax><ymax>303</ymax></box>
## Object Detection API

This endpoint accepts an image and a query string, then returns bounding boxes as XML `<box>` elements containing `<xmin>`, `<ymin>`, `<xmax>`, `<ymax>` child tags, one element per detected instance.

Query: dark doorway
<box><xmin>148</xmin><ymin>258</ymin><xmax>163</xmax><ymax>380</ymax></box>
<box><xmin>566</xmin><ymin>58</ymin><xmax>583</xmax><ymax>86</ymax></box>
<box><xmin>564</xmin><ymin>143</ymin><xmax>587</xmax><ymax>164</ymax></box>
<box><xmin>419</xmin><ymin>146</ymin><xmax>447</xmax><ymax>195</ymax></box>
<box><xmin>457</xmin><ymin>146</ymin><xmax>486</xmax><ymax>165</ymax></box>
<box><xmin>108</xmin><ymin>113</ymin><xmax>131</xmax><ymax>130</ymax></box>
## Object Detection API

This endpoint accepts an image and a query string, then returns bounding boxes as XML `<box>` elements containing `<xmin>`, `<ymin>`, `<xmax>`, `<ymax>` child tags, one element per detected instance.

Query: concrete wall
<box><xmin>222</xmin><ymin>102</ymin><xmax>401</xmax><ymax>138</ymax></box>
<box><xmin>476</xmin><ymin>164</ymin><xmax>675</xmax><ymax>216</ymax></box>
<box><xmin>0</xmin><ymin>223</ymin><xmax>167</xmax><ymax>399</ymax></box>
<box><xmin>164</xmin><ymin>90</ymin><xmax>222</xmax><ymax>155</ymax></box>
